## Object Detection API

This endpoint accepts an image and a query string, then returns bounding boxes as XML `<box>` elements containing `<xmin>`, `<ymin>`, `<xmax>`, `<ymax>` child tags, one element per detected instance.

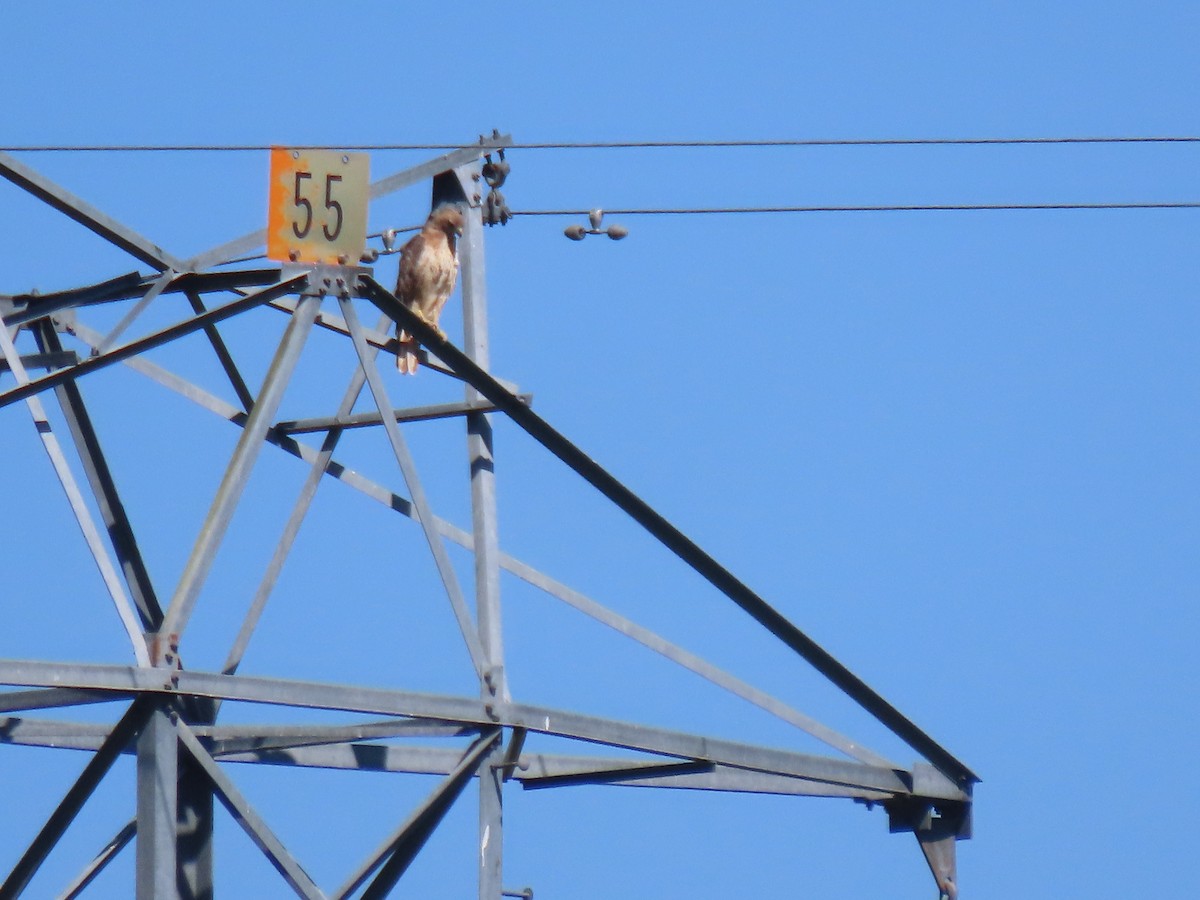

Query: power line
<box><xmin>2</xmin><ymin>136</ymin><xmax>1199</xmax><ymax>153</ymax></box>
<box><xmin>518</xmin><ymin>201</ymin><xmax>1200</xmax><ymax>216</ymax></box>
<box><xmin>204</xmin><ymin>201</ymin><xmax>1195</xmax><ymax>267</ymax></box>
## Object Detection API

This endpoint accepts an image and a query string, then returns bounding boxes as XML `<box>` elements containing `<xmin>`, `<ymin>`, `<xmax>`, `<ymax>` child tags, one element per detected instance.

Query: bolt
<box><xmin>288</xmin><ymin>250</ymin><xmax>300</xmax><ymax>262</ymax></box>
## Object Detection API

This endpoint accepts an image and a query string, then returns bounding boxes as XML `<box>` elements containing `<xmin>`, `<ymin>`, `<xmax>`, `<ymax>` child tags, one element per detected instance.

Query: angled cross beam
<box><xmin>31</xmin><ymin>320</ymin><xmax>164</xmax><ymax>630</ymax></box>
<box><xmin>0</xmin><ymin>151</ymin><xmax>187</xmax><ymax>272</ymax></box>
<box><xmin>176</xmin><ymin>720</ymin><xmax>327</xmax><ymax>899</ymax></box>
<box><xmin>64</xmin><ymin>333</ymin><xmax>896</xmax><ymax>767</ymax></box>
<box><xmin>159</xmin><ymin>290</ymin><xmax>319</xmax><ymax>642</ymax></box>
<box><xmin>219</xmin><ymin>313</ymin><xmax>388</xmax><ymax>683</ymax></box>
<box><xmin>336</xmin><ymin>731</ymin><xmax>500</xmax><ymax>900</ymax></box>
<box><xmin>0</xmin><ymin>275</ymin><xmax>306</xmax><ymax>411</ymax></box>
<box><xmin>358</xmin><ymin>275</ymin><xmax>979</xmax><ymax>790</ymax></box>
<box><xmin>0</xmin><ymin>322</ymin><xmax>150</xmax><ymax>665</ymax></box>
<box><xmin>338</xmin><ymin>295</ymin><xmax>489</xmax><ymax>680</ymax></box>
<box><xmin>0</xmin><ymin>696</ymin><xmax>157</xmax><ymax>900</ymax></box>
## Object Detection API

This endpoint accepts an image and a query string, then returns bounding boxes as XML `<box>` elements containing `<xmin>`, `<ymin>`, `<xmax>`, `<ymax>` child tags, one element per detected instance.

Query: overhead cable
<box><xmin>517</xmin><ymin>202</ymin><xmax>1200</xmax><ymax>216</ymax></box>
<box><xmin>2</xmin><ymin>136</ymin><xmax>1199</xmax><ymax>153</ymax></box>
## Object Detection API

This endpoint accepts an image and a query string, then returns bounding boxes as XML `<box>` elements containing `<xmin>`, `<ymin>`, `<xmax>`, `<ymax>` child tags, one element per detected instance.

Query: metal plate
<box><xmin>267</xmin><ymin>148</ymin><xmax>369</xmax><ymax>264</ymax></box>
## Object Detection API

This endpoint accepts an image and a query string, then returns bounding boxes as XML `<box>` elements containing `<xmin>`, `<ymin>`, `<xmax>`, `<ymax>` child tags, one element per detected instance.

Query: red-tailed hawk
<box><xmin>394</xmin><ymin>205</ymin><xmax>464</xmax><ymax>374</ymax></box>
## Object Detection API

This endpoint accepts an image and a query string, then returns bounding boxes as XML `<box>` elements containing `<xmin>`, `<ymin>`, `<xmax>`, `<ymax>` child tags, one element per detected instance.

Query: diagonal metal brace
<box><xmin>0</xmin><ymin>151</ymin><xmax>188</xmax><ymax>272</ymax></box>
<box><xmin>176</xmin><ymin>720</ymin><xmax>327</xmax><ymax>900</ymax></box>
<box><xmin>337</xmin><ymin>730</ymin><xmax>500</xmax><ymax>900</ymax></box>
<box><xmin>357</xmin><ymin>274</ymin><xmax>979</xmax><ymax>790</ymax></box>
<box><xmin>0</xmin><ymin>697</ymin><xmax>157</xmax><ymax>900</ymax></box>
<box><xmin>0</xmin><ymin>275</ymin><xmax>307</xmax><ymax>411</ymax></box>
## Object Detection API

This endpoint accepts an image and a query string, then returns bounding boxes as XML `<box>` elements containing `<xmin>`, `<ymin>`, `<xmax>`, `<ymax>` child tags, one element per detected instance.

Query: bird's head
<box><xmin>428</xmin><ymin>206</ymin><xmax>465</xmax><ymax>238</ymax></box>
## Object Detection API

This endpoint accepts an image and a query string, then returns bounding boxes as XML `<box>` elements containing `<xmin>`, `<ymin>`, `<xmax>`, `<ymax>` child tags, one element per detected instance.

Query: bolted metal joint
<box><xmin>285</xmin><ymin>263</ymin><xmax>374</xmax><ymax>298</ymax></box>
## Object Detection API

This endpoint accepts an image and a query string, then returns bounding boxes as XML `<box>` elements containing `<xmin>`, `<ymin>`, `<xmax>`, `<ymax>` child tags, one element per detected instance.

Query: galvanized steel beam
<box><xmin>219</xmin><ymin>312</ymin><xmax>389</xmax><ymax>683</ymax></box>
<box><xmin>0</xmin><ymin>275</ymin><xmax>306</xmax><ymax>411</ymax></box>
<box><xmin>274</xmin><ymin>396</ymin><xmax>529</xmax><ymax>435</ymax></box>
<box><xmin>453</xmin><ymin>169</ymin><xmax>509</xmax><ymax>900</ymax></box>
<box><xmin>58</xmin><ymin>819</ymin><xmax>136</xmax><ymax>900</ymax></box>
<box><xmin>338</xmin><ymin>295</ymin><xmax>488</xmax><ymax>680</ymax></box>
<box><xmin>0</xmin><ymin>697</ymin><xmax>155</xmax><ymax>900</ymax></box>
<box><xmin>136</xmin><ymin>706</ymin><xmax>177</xmax><ymax>899</ymax></box>
<box><xmin>159</xmin><ymin>291</ymin><xmax>319</xmax><ymax>642</ymax></box>
<box><xmin>175</xmin><ymin>721</ymin><xmax>326</xmax><ymax>900</ymax></box>
<box><xmin>0</xmin><ymin>687</ymin><xmax>119</xmax><ymax>714</ymax></box>
<box><xmin>183</xmin><ymin>289</ymin><xmax>256</xmax><ymax>412</ymax></box>
<box><xmin>94</xmin><ymin>268</ymin><xmax>176</xmax><ymax>355</ymax></box>
<box><xmin>358</xmin><ymin>274</ymin><xmax>979</xmax><ymax>790</ymax></box>
<box><xmin>0</xmin><ymin>661</ymin><xmax>961</xmax><ymax>801</ymax></box>
<box><xmin>348</xmin><ymin>731</ymin><xmax>500</xmax><ymax>900</ymax></box>
<box><xmin>45</xmin><ymin>330</ymin><xmax>895</xmax><ymax>770</ymax></box>
<box><xmin>0</xmin><ymin>718</ymin><xmax>895</xmax><ymax>803</ymax></box>
<box><xmin>0</xmin><ymin>323</ymin><xmax>150</xmax><ymax>664</ymax></box>
<box><xmin>0</xmin><ymin>151</ymin><xmax>188</xmax><ymax>272</ymax></box>
<box><xmin>31</xmin><ymin>320</ymin><xmax>164</xmax><ymax>630</ymax></box>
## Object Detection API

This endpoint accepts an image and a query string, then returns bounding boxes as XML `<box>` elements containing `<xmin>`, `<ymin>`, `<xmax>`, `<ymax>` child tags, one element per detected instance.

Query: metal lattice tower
<box><xmin>0</xmin><ymin>136</ymin><xmax>975</xmax><ymax>899</ymax></box>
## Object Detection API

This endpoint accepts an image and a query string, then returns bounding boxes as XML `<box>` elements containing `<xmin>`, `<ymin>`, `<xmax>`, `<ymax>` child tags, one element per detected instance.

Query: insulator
<box><xmin>482</xmin><ymin>159</ymin><xmax>510</xmax><ymax>189</ymax></box>
<box><xmin>605</xmin><ymin>224</ymin><xmax>629</xmax><ymax>240</ymax></box>
<box><xmin>564</xmin><ymin>224</ymin><xmax>587</xmax><ymax>241</ymax></box>
<box><xmin>588</xmin><ymin>209</ymin><xmax>604</xmax><ymax>230</ymax></box>
<box><xmin>484</xmin><ymin>190</ymin><xmax>512</xmax><ymax>226</ymax></box>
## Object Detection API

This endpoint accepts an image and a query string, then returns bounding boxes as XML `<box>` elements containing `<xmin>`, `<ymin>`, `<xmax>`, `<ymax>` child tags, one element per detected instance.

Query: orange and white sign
<box><xmin>267</xmin><ymin>148</ymin><xmax>369</xmax><ymax>264</ymax></box>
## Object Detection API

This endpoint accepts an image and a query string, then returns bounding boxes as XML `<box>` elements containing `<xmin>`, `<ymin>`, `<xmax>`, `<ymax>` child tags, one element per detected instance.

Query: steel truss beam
<box><xmin>274</xmin><ymin>396</ymin><xmax>530</xmax><ymax>435</ymax></box>
<box><xmin>359</xmin><ymin>275</ymin><xmax>979</xmax><ymax>790</ymax></box>
<box><xmin>1</xmin><ymin>139</ymin><xmax>974</xmax><ymax>898</ymax></box>
<box><xmin>338</xmin><ymin>295</ymin><xmax>489</xmax><ymax>679</ymax></box>
<box><xmin>340</xmin><ymin>731</ymin><xmax>500</xmax><ymax>900</ymax></box>
<box><xmin>159</xmin><ymin>291</ymin><xmax>320</xmax><ymax>641</ymax></box>
<box><xmin>0</xmin><ymin>276</ymin><xmax>306</xmax><ymax>411</ymax></box>
<box><xmin>0</xmin><ymin>661</ymin><xmax>966</xmax><ymax>803</ymax></box>
<box><xmin>2</xmin><ymin>269</ymin><xmax>285</xmax><ymax>330</ymax></box>
<box><xmin>31</xmin><ymin>320</ymin><xmax>164</xmax><ymax>630</ymax></box>
<box><xmin>0</xmin><ymin>716</ymin><xmax>893</xmax><ymax>802</ymax></box>
<box><xmin>0</xmin><ymin>151</ymin><xmax>187</xmax><ymax>272</ymax></box>
<box><xmin>175</xmin><ymin>720</ymin><xmax>326</xmax><ymax>900</ymax></box>
<box><xmin>0</xmin><ymin>322</ymin><xmax>150</xmax><ymax>665</ymax></box>
<box><xmin>0</xmin><ymin>697</ymin><xmax>156</xmax><ymax>900</ymax></box>
<box><xmin>57</xmin><ymin>319</ymin><xmax>897</xmax><ymax>768</ymax></box>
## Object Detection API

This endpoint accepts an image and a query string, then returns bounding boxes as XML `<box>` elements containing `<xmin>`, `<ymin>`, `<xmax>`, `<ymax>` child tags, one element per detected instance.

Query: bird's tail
<box><xmin>396</xmin><ymin>329</ymin><xmax>420</xmax><ymax>374</ymax></box>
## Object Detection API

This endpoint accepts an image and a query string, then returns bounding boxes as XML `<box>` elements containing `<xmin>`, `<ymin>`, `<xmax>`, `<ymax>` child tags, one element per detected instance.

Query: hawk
<box><xmin>394</xmin><ymin>205</ymin><xmax>465</xmax><ymax>374</ymax></box>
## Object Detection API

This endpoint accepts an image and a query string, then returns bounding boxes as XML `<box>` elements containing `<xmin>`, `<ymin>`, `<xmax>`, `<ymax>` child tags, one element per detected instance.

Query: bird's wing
<box><xmin>395</xmin><ymin>232</ymin><xmax>429</xmax><ymax>306</ymax></box>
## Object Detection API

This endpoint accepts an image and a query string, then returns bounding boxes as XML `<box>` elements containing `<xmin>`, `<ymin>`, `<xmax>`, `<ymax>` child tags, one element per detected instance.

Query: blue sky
<box><xmin>2</xmin><ymin>3</ymin><xmax>1198</xmax><ymax>897</ymax></box>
